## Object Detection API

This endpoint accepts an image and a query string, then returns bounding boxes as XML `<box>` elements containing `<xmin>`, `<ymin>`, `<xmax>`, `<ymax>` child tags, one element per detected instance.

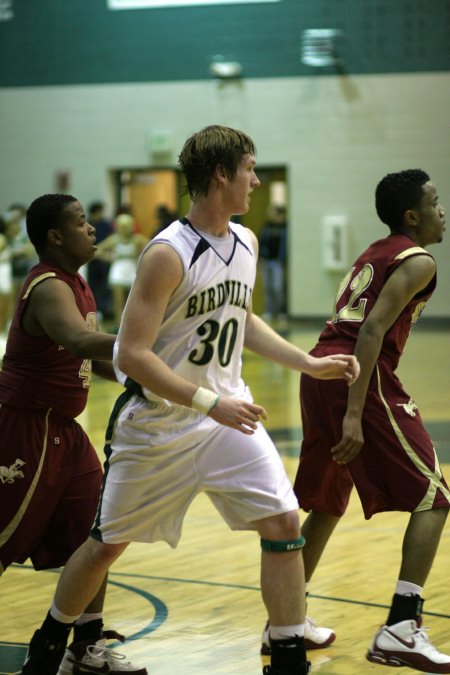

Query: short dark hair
<box><xmin>375</xmin><ymin>169</ymin><xmax>430</xmax><ymax>230</ymax></box>
<box><xmin>26</xmin><ymin>193</ymin><xmax>77</xmax><ymax>254</ymax></box>
<box><xmin>178</xmin><ymin>125</ymin><xmax>256</xmax><ymax>200</ymax></box>
<box><xmin>88</xmin><ymin>200</ymin><xmax>104</xmax><ymax>216</ymax></box>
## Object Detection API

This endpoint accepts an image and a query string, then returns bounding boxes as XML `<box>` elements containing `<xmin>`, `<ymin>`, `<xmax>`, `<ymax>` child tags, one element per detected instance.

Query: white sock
<box><xmin>396</xmin><ymin>580</ymin><xmax>423</xmax><ymax>597</ymax></box>
<box><xmin>50</xmin><ymin>602</ymin><xmax>82</xmax><ymax>624</ymax></box>
<box><xmin>270</xmin><ymin>624</ymin><xmax>305</xmax><ymax>640</ymax></box>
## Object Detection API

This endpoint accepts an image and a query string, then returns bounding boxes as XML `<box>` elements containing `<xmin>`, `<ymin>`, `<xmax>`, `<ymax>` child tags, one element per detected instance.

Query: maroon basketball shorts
<box><xmin>294</xmin><ymin>356</ymin><xmax>450</xmax><ymax>519</ymax></box>
<box><xmin>0</xmin><ymin>405</ymin><xmax>102</xmax><ymax>573</ymax></box>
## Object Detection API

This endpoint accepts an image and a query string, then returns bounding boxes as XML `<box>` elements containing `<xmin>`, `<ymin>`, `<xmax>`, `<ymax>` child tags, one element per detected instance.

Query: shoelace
<box><xmin>412</xmin><ymin>625</ymin><xmax>442</xmax><ymax>655</ymax></box>
<box><xmin>86</xmin><ymin>642</ymin><xmax>131</xmax><ymax>664</ymax></box>
<box><xmin>305</xmin><ymin>616</ymin><xmax>326</xmax><ymax>634</ymax></box>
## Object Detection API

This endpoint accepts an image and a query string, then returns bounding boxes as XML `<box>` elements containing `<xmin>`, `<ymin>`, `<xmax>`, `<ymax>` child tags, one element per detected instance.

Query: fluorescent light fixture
<box><xmin>209</xmin><ymin>60</ymin><xmax>242</xmax><ymax>78</ymax></box>
<box><xmin>0</xmin><ymin>0</ymin><xmax>13</xmax><ymax>21</ymax></box>
<box><xmin>108</xmin><ymin>0</ymin><xmax>280</xmax><ymax>8</ymax></box>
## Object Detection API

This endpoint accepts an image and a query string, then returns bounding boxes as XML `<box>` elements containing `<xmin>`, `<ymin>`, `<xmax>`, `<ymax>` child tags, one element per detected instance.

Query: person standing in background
<box><xmin>259</xmin><ymin>204</ymin><xmax>287</xmax><ymax>322</ymax></box>
<box><xmin>95</xmin><ymin>213</ymin><xmax>148</xmax><ymax>330</ymax></box>
<box><xmin>86</xmin><ymin>201</ymin><xmax>114</xmax><ymax>322</ymax></box>
<box><xmin>154</xmin><ymin>204</ymin><xmax>178</xmax><ymax>236</ymax></box>
<box><xmin>0</xmin><ymin>215</ymin><xmax>13</xmax><ymax>336</ymax></box>
<box><xmin>4</xmin><ymin>206</ymin><xmax>37</xmax><ymax>309</ymax></box>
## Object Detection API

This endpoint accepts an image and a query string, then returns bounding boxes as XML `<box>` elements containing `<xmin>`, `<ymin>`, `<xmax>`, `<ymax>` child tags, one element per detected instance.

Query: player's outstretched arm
<box><xmin>27</xmin><ymin>277</ymin><xmax>115</xmax><ymax>359</ymax></box>
<box><xmin>244</xmin><ymin>311</ymin><xmax>359</xmax><ymax>383</ymax></box>
<box><xmin>304</xmin><ymin>353</ymin><xmax>360</xmax><ymax>384</ymax></box>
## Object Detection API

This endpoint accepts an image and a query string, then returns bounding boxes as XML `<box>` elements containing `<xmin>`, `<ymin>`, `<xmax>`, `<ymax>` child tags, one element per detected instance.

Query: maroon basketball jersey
<box><xmin>318</xmin><ymin>233</ymin><xmax>436</xmax><ymax>370</ymax></box>
<box><xmin>0</xmin><ymin>263</ymin><xmax>97</xmax><ymax>419</ymax></box>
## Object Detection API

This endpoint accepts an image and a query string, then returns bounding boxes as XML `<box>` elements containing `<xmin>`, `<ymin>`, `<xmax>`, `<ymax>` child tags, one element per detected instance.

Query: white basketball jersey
<box><xmin>114</xmin><ymin>217</ymin><xmax>256</xmax><ymax>406</ymax></box>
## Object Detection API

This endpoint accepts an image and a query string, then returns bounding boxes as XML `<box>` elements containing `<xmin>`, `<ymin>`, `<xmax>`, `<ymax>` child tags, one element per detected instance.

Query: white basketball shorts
<box><xmin>93</xmin><ymin>390</ymin><xmax>298</xmax><ymax>547</ymax></box>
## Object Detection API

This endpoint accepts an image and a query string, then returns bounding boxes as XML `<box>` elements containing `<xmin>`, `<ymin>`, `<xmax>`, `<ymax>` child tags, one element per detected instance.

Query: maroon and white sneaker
<box><xmin>367</xmin><ymin>619</ymin><xmax>450</xmax><ymax>672</ymax></box>
<box><xmin>261</xmin><ymin>617</ymin><xmax>336</xmax><ymax>655</ymax></box>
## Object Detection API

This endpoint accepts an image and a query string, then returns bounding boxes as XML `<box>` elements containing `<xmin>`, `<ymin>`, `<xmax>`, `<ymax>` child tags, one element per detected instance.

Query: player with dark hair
<box><xmin>25</xmin><ymin>194</ymin><xmax>78</xmax><ymax>252</ymax></box>
<box><xmin>23</xmin><ymin>126</ymin><xmax>359</xmax><ymax>675</ymax></box>
<box><xmin>264</xmin><ymin>169</ymin><xmax>449</xmax><ymax>672</ymax></box>
<box><xmin>375</xmin><ymin>169</ymin><xmax>431</xmax><ymax>229</ymax></box>
<box><xmin>0</xmin><ymin>194</ymin><xmax>145</xmax><ymax>675</ymax></box>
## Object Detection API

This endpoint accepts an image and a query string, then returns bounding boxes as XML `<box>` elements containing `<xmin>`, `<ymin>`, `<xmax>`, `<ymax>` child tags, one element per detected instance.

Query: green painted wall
<box><xmin>1</xmin><ymin>0</ymin><xmax>449</xmax><ymax>87</ymax></box>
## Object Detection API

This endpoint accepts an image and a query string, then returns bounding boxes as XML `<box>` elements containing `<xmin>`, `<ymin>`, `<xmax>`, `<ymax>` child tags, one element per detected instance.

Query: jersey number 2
<box><xmin>332</xmin><ymin>263</ymin><xmax>373</xmax><ymax>323</ymax></box>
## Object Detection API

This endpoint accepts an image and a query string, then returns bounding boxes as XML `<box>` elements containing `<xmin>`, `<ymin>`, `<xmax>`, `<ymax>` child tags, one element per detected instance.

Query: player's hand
<box><xmin>330</xmin><ymin>414</ymin><xmax>364</xmax><ymax>464</ymax></box>
<box><xmin>308</xmin><ymin>354</ymin><xmax>360</xmax><ymax>384</ymax></box>
<box><xmin>208</xmin><ymin>397</ymin><xmax>268</xmax><ymax>435</ymax></box>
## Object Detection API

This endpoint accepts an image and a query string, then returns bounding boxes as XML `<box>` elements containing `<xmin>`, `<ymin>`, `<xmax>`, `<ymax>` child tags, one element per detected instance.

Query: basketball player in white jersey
<box><xmin>28</xmin><ymin>125</ymin><xmax>359</xmax><ymax>675</ymax></box>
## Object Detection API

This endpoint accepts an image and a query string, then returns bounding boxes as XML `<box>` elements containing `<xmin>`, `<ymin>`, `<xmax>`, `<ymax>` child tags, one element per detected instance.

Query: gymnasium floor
<box><xmin>1</xmin><ymin>322</ymin><xmax>449</xmax><ymax>675</ymax></box>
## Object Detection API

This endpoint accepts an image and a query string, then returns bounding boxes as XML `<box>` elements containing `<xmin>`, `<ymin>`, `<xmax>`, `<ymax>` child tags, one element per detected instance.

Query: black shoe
<box><xmin>21</xmin><ymin>629</ymin><xmax>67</xmax><ymax>675</ymax></box>
<box><xmin>262</xmin><ymin>663</ymin><xmax>311</xmax><ymax>675</ymax></box>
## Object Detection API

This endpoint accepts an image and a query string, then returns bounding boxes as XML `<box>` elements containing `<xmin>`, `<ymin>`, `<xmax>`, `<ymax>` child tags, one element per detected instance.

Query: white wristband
<box><xmin>191</xmin><ymin>386</ymin><xmax>220</xmax><ymax>414</ymax></box>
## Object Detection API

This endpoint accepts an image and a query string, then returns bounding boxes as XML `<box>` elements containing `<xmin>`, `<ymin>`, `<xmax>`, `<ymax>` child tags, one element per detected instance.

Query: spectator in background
<box><xmin>96</xmin><ymin>213</ymin><xmax>148</xmax><ymax>330</ymax></box>
<box><xmin>259</xmin><ymin>204</ymin><xmax>287</xmax><ymax>322</ymax></box>
<box><xmin>4</xmin><ymin>207</ymin><xmax>37</xmax><ymax>308</ymax></box>
<box><xmin>8</xmin><ymin>203</ymin><xmax>27</xmax><ymax>237</ymax></box>
<box><xmin>0</xmin><ymin>215</ymin><xmax>12</xmax><ymax>335</ymax></box>
<box><xmin>86</xmin><ymin>201</ymin><xmax>114</xmax><ymax>321</ymax></box>
<box><xmin>115</xmin><ymin>204</ymin><xmax>142</xmax><ymax>233</ymax></box>
<box><xmin>154</xmin><ymin>204</ymin><xmax>178</xmax><ymax>236</ymax></box>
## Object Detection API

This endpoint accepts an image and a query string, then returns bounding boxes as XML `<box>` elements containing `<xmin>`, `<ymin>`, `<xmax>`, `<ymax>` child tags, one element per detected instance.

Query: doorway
<box><xmin>113</xmin><ymin>166</ymin><xmax>288</xmax><ymax>314</ymax></box>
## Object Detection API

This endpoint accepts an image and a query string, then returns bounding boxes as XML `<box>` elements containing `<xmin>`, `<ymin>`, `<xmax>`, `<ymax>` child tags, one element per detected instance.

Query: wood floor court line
<box><xmin>9</xmin><ymin>555</ymin><xmax>450</xmax><ymax>633</ymax></box>
<box><xmin>12</xmin><ymin>561</ymin><xmax>450</xmax><ymax>622</ymax></box>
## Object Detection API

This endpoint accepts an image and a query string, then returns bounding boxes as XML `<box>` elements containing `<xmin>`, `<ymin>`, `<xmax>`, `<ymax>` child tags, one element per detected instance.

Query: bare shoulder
<box><xmin>395</xmin><ymin>251</ymin><xmax>436</xmax><ymax>285</ymax></box>
<box><xmin>376</xmin><ymin>252</ymin><xmax>437</xmax><ymax>310</ymax></box>
<box><xmin>137</xmin><ymin>241</ymin><xmax>184</xmax><ymax>287</ymax></box>
<box><xmin>141</xmin><ymin>240</ymin><xmax>183</xmax><ymax>265</ymax></box>
<box><xmin>29</xmin><ymin>275</ymin><xmax>74</xmax><ymax>303</ymax></box>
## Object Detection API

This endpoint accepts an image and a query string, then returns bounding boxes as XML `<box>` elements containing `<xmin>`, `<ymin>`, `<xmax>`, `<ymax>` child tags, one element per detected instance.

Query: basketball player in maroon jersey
<box><xmin>0</xmin><ymin>194</ymin><xmax>145</xmax><ymax>674</ymax></box>
<box><xmin>289</xmin><ymin>170</ymin><xmax>448</xmax><ymax>672</ymax></box>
